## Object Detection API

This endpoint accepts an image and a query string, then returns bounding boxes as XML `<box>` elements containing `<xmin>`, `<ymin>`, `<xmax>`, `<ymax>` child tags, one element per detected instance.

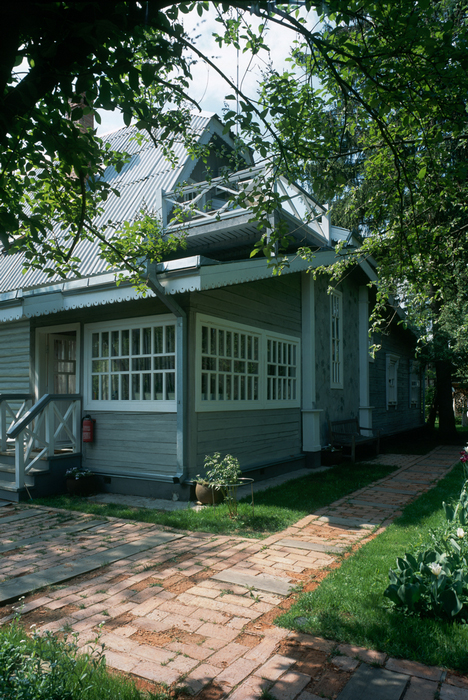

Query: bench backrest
<box><xmin>330</xmin><ymin>418</ymin><xmax>359</xmax><ymax>436</ymax></box>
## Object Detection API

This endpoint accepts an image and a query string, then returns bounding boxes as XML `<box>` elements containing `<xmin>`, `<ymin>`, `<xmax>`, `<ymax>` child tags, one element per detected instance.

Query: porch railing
<box><xmin>0</xmin><ymin>393</ymin><xmax>33</xmax><ymax>452</ymax></box>
<box><xmin>6</xmin><ymin>394</ymin><xmax>82</xmax><ymax>489</ymax></box>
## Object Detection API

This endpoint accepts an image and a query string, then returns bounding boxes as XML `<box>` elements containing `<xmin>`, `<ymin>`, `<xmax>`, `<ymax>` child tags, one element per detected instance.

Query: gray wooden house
<box><xmin>0</xmin><ymin>113</ymin><xmax>424</xmax><ymax>501</ymax></box>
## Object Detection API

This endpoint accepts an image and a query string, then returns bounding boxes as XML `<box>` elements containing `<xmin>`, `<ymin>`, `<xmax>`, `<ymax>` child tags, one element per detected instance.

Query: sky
<box><xmin>97</xmin><ymin>4</ymin><xmax>317</xmax><ymax>136</ymax></box>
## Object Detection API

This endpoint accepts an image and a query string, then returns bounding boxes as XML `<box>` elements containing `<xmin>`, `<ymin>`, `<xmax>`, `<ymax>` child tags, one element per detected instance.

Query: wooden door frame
<box><xmin>34</xmin><ymin>323</ymin><xmax>81</xmax><ymax>401</ymax></box>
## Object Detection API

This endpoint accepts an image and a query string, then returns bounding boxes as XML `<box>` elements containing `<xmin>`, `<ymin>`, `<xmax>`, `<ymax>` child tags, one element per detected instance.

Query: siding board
<box><xmin>83</xmin><ymin>412</ymin><xmax>177</xmax><ymax>475</ymax></box>
<box><xmin>195</xmin><ymin>409</ymin><xmax>301</xmax><ymax>472</ymax></box>
<box><xmin>0</xmin><ymin>321</ymin><xmax>30</xmax><ymax>393</ymax></box>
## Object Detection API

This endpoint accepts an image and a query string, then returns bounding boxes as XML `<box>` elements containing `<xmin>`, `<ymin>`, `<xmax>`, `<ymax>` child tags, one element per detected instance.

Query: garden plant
<box><xmin>196</xmin><ymin>453</ymin><xmax>243</xmax><ymax>518</ymax></box>
<box><xmin>384</xmin><ymin>448</ymin><xmax>468</xmax><ymax>621</ymax></box>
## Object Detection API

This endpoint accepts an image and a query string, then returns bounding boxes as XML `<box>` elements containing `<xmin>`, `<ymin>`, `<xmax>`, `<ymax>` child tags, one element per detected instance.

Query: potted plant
<box><xmin>65</xmin><ymin>467</ymin><xmax>97</xmax><ymax>496</ymax></box>
<box><xmin>321</xmin><ymin>445</ymin><xmax>343</xmax><ymax>466</ymax></box>
<box><xmin>195</xmin><ymin>453</ymin><xmax>242</xmax><ymax>516</ymax></box>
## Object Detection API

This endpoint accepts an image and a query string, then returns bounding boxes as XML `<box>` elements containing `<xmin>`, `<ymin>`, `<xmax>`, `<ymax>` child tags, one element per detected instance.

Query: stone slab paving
<box><xmin>0</xmin><ymin>445</ymin><xmax>467</xmax><ymax>699</ymax></box>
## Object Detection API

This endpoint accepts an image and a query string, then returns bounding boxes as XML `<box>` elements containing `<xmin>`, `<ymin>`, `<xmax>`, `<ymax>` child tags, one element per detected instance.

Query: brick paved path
<box><xmin>0</xmin><ymin>446</ymin><xmax>467</xmax><ymax>699</ymax></box>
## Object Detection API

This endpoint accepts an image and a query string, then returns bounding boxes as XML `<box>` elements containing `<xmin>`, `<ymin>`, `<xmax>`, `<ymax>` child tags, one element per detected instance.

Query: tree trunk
<box><xmin>435</xmin><ymin>358</ymin><xmax>457</xmax><ymax>439</ymax></box>
<box><xmin>427</xmin><ymin>388</ymin><xmax>438</xmax><ymax>430</ymax></box>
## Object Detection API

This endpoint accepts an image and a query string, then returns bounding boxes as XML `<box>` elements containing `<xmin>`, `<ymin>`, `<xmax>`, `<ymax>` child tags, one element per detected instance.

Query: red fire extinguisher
<box><xmin>82</xmin><ymin>415</ymin><xmax>95</xmax><ymax>443</ymax></box>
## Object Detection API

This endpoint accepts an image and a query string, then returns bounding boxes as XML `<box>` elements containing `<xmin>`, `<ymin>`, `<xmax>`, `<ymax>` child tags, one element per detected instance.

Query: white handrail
<box><xmin>0</xmin><ymin>394</ymin><xmax>33</xmax><ymax>452</ymax></box>
<box><xmin>7</xmin><ymin>395</ymin><xmax>81</xmax><ymax>490</ymax></box>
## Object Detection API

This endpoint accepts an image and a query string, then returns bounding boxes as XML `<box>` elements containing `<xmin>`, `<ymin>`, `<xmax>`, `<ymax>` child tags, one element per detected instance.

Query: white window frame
<box><xmin>409</xmin><ymin>360</ymin><xmax>420</xmax><ymax>408</ymax></box>
<box><xmin>84</xmin><ymin>314</ymin><xmax>177</xmax><ymax>412</ymax></box>
<box><xmin>330</xmin><ymin>290</ymin><xmax>343</xmax><ymax>389</ymax></box>
<box><xmin>195</xmin><ymin>314</ymin><xmax>300</xmax><ymax>411</ymax></box>
<box><xmin>386</xmin><ymin>353</ymin><xmax>400</xmax><ymax>408</ymax></box>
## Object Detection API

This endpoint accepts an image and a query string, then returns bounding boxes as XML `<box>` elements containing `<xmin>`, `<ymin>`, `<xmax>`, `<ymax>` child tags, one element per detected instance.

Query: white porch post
<box><xmin>0</xmin><ymin>402</ymin><xmax>6</xmax><ymax>452</ymax></box>
<box><xmin>359</xmin><ymin>286</ymin><xmax>373</xmax><ymax>434</ymax></box>
<box><xmin>301</xmin><ymin>273</ymin><xmax>322</xmax><ymax>462</ymax></box>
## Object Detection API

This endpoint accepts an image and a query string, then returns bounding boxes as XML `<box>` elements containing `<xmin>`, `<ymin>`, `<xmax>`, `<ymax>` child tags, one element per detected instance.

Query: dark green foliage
<box><xmin>0</xmin><ymin>622</ymin><xmax>168</xmax><ymax>699</ymax></box>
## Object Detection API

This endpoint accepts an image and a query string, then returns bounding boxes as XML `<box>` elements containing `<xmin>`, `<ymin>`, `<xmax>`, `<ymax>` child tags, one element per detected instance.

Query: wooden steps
<box><xmin>0</xmin><ymin>451</ymin><xmax>82</xmax><ymax>502</ymax></box>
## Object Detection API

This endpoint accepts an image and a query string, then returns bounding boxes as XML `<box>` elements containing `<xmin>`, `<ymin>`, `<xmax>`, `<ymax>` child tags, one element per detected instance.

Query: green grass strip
<box><xmin>277</xmin><ymin>461</ymin><xmax>468</xmax><ymax>671</ymax></box>
<box><xmin>35</xmin><ymin>462</ymin><xmax>396</xmax><ymax>539</ymax></box>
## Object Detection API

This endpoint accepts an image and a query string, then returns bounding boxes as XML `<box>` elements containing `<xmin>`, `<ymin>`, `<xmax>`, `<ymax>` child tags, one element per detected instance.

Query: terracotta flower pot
<box><xmin>195</xmin><ymin>483</ymin><xmax>224</xmax><ymax>505</ymax></box>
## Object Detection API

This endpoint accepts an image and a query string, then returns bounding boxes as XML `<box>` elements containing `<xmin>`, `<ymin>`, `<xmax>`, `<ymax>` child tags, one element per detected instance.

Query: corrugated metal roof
<box><xmin>0</xmin><ymin>113</ymin><xmax>216</xmax><ymax>294</ymax></box>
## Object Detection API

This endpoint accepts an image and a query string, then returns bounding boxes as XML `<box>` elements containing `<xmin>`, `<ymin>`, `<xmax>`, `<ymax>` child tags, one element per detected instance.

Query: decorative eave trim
<box><xmin>0</xmin><ymin>250</ymin><xmax>376</xmax><ymax>323</ymax></box>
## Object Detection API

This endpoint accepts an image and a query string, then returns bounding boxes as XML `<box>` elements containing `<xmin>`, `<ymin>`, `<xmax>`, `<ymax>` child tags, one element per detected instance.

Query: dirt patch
<box><xmin>131</xmin><ymin>627</ymin><xmax>207</xmax><ymax>647</ymax></box>
<box><xmin>101</xmin><ymin>612</ymin><xmax>135</xmax><ymax>631</ymax></box>
<box><xmin>164</xmin><ymin>578</ymin><xmax>197</xmax><ymax>594</ymax></box>
<box><xmin>306</xmin><ymin>664</ymin><xmax>352</xmax><ymax>699</ymax></box>
<box><xmin>196</xmin><ymin>683</ymin><xmax>226</xmax><ymax>700</ymax></box>
<box><xmin>278</xmin><ymin>641</ymin><xmax>328</xmax><ymax>677</ymax></box>
<box><xmin>244</xmin><ymin>596</ymin><xmax>296</xmax><ymax>633</ymax></box>
<box><xmin>235</xmin><ymin>632</ymin><xmax>263</xmax><ymax>648</ymax></box>
<box><xmin>19</xmin><ymin>603</ymin><xmax>79</xmax><ymax>627</ymax></box>
<box><xmin>190</xmin><ymin>568</ymin><xmax>214</xmax><ymax>583</ymax></box>
<box><xmin>301</xmin><ymin>567</ymin><xmax>335</xmax><ymax>593</ymax></box>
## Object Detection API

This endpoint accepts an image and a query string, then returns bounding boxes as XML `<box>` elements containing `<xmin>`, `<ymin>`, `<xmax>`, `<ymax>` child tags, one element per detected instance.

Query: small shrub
<box><xmin>196</xmin><ymin>453</ymin><xmax>242</xmax><ymax>518</ymax></box>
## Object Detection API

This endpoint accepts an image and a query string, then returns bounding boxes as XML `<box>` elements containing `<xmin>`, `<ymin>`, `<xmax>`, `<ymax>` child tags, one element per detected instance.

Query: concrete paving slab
<box><xmin>278</xmin><ymin>539</ymin><xmax>346</xmax><ymax>554</ymax></box>
<box><xmin>317</xmin><ymin>516</ymin><xmax>376</xmax><ymax>529</ymax></box>
<box><xmin>0</xmin><ymin>530</ymin><xmax>183</xmax><ymax>604</ymax></box>
<box><xmin>0</xmin><ymin>509</ymin><xmax>42</xmax><ymax>525</ymax></box>
<box><xmin>337</xmin><ymin>665</ymin><xmax>409</xmax><ymax>700</ymax></box>
<box><xmin>0</xmin><ymin>519</ymin><xmax>107</xmax><ymax>553</ymax></box>
<box><xmin>348</xmin><ymin>500</ymin><xmax>396</xmax><ymax>509</ymax></box>
<box><xmin>373</xmin><ymin>487</ymin><xmax>420</xmax><ymax>495</ymax></box>
<box><xmin>212</xmin><ymin>569</ymin><xmax>292</xmax><ymax>596</ymax></box>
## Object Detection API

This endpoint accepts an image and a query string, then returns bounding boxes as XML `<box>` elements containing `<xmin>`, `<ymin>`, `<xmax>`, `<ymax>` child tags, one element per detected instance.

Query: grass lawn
<box><xmin>277</xmin><ymin>461</ymin><xmax>468</xmax><ymax>672</ymax></box>
<box><xmin>35</xmin><ymin>461</ymin><xmax>396</xmax><ymax>539</ymax></box>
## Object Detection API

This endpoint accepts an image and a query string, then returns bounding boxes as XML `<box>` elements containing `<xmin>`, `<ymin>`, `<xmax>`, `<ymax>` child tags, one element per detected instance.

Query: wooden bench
<box><xmin>328</xmin><ymin>418</ymin><xmax>380</xmax><ymax>463</ymax></box>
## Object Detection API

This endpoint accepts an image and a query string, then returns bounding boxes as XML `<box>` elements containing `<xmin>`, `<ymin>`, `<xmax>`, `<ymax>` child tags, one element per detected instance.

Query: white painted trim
<box><xmin>35</xmin><ymin>323</ymin><xmax>81</xmax><ymax>401</ymax></box>
<box><xmin>195</xmin><ymin>313</ymin><xmax>301</xmax><ymax>412</ymax></box>
<box><xmin>302</xmin><ymin>408</ymin><xmax>322</xmax><ymax>452</ymax></box>
<box><xmin>359</xmin><ymin>287</ymin><xmax>370</xmax><ymax>412</ymax></box>
<box><xmin>330</xmin><ymin>290</ymin><xmax>343</xmax><ymax>389</ymax></box>
<box><xmin>301</xmin><ymin>272</ymin><xmax>316</xmax><ymax>409</ymax></box>
<box><xmin>83</xmin><ymin>314</ymin><xmax>177</xmax><ymax>413</ymax></box>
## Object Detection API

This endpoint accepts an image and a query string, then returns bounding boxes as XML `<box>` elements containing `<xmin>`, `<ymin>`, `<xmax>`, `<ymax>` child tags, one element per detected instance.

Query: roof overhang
<box><xmin>0</xmin><ymin>251</ymin><xmax>377</xmax><ymax>324</ymax></box>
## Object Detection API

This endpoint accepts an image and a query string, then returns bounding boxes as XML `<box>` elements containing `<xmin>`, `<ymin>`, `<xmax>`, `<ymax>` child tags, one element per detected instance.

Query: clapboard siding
<box><xmin>83</xmin><ymin>412</ymin><xmax>177</xmax><ymax>475</ymax></box>
<box><xmin>194</xmin><ymin>409</ymin><xmax>302</xmax><ymax>473</ymax></box>
<box><xmin>314</xmin><ymin>276</ymin><xmax>361</xmax><ymax>443</ymax></box>
<box><xmin>188</xmin><ymin>275</ymin><xmax>302</xmax><ymax>335</ymax></box>
<box><xmin>0</xmin><ymin>321</ymin><xmax>31</xmax><ymax>393</ymax></box>
<box><xmin>370</xmin><ymin>328</ymin><xmax>423</xmax><ymax>435</ymax></box>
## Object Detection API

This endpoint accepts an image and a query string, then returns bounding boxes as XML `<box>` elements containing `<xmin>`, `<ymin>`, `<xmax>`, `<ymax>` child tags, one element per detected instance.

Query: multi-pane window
<box><xmin>409</xmin><ymin>360</ymin><xmax>420</xmax><ymax>408</ymax></box>
<box><xmin>330</xmin><ymin>291</ymin><xmax>343</xmax><ymax>388</ymax></box>
<box><xmin>197</xmin><ymin>316</ymin><xmax>300</xmax><ymax>410</ymax></box>
<box><xmin>86</xmin><ymin>317</ymin><xmax>176</xmax><ymax>408</ymax></box>
<box><xmin>386</xmin><ymin>354</ymin><xmax>399</xmax><ymax>408</ymax></box>
<box><xmin>201</xmin><ymin>325</ymin><xmax>259</xmax><ymax>402</ymax></box>
<box><xmin>267</xmin><ymin>340</ymin><xmax>297</xmax><ymax>401</ymax></box>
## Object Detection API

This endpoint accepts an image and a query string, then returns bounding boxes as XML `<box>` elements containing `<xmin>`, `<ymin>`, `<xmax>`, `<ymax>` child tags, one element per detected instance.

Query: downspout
<box><xmin>145</xmin><ymin>264</ymin><xmax>187</xmax><ymax>484</ymax></box>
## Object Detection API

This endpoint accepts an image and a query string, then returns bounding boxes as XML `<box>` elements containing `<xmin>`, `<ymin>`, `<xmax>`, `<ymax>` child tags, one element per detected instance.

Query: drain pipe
<box><xmin>145</xmin><ymin>265</ymin><xmax>187</xmax><ymax>486</ymax></box>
